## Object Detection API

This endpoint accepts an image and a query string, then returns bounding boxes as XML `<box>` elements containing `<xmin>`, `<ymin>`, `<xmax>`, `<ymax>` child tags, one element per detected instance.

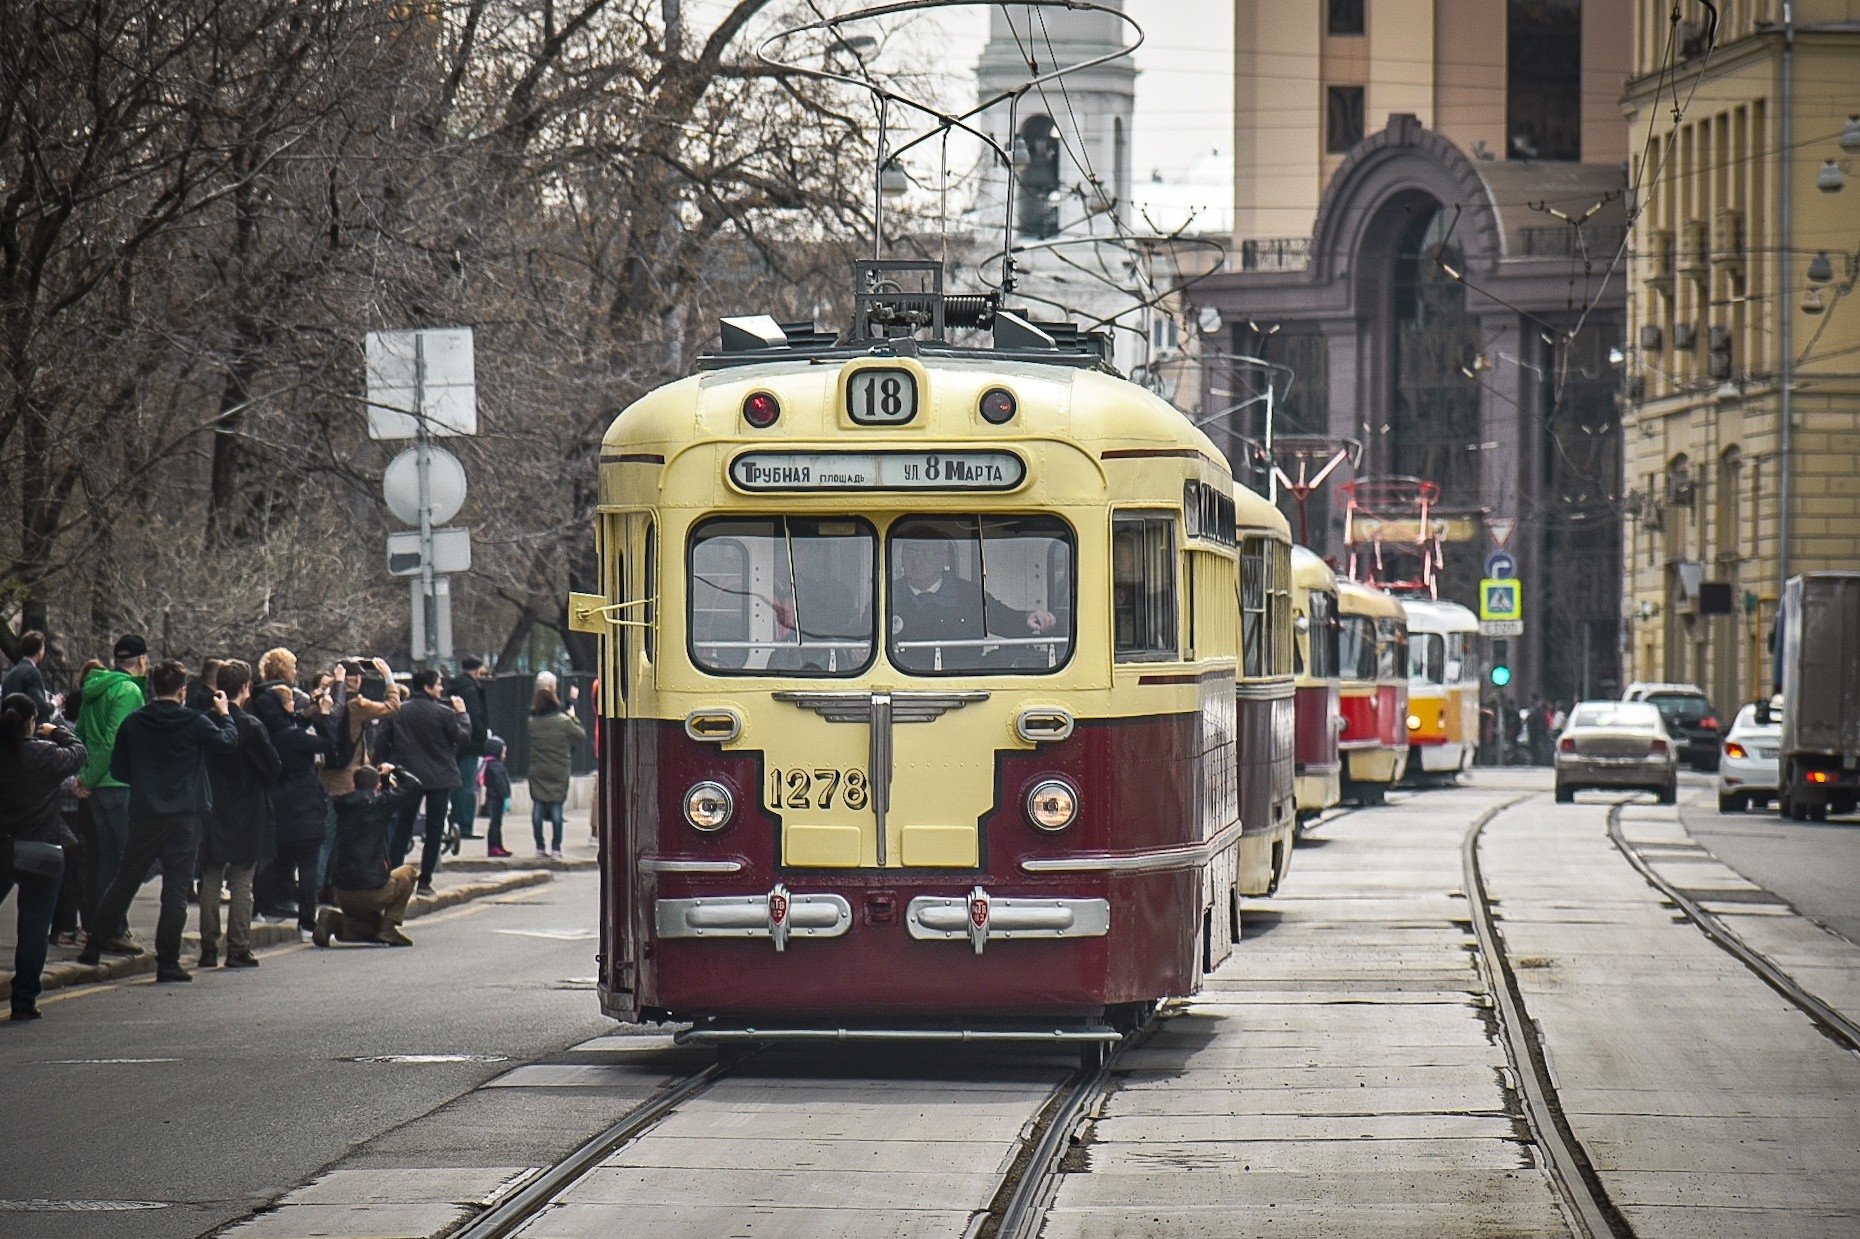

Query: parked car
<box><xmin>1555</xmin><ymin>700</ymin><xmax>1678</xmax><ymax>804</ymax></box>
<box><xmin>1716</xmin><ymin>700</ymin><xmax>1782</xmax><ymax>813</ymax></box>
<box><xmin>1622</xmin><ymin>682</ymin><xmax>1722</xmax><ymax>772</ymax></box>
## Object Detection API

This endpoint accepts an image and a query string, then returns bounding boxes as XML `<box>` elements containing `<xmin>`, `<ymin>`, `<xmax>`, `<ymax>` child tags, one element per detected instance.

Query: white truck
<box><xmin>1777</xmin><ymin>571</ymin><xmax>1860</xmax><ymax>821</ymax></box>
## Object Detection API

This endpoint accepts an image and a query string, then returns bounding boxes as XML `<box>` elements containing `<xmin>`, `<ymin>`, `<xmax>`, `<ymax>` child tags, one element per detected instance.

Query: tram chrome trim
<box><xmin>1019</xmin><ymin>820</ymin><xmax>1244</xmax><ymax>874</ymax></box>
<box><xmin>869</xmin><ymin>693</ymin><xmax>892</xmax><ymax>867</ymax></box>
<box><xmin>905</xmin><ymin>892</ymin><xmax>1110</xmax><ymax>946</ymax></box>
<box><xmin>772</xmin><ymin>689</ymin><xmax>989</xmax><ymax>723</ymax></box>
<box><xmin>655</xmin><ymin>892</ymin><xmax>852</xmax><ymax>944</ymax></box>
<box><xmin>640</xmin><ymin>857</ymin><xmax>745</xmax><ymax>874</ymax></box>
<box><xmin>676</xmin><ymin>1025</ymin><xmax>1121</xmax><ymax>1045</ymax></box>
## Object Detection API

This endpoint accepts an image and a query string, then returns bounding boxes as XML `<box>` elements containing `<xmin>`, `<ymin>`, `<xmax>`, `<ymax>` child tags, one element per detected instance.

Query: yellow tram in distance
<box><xmin>1335</xmin><ymin>577</ymin><xmax>1410</xmax><ymax>805</ymax></box>
<box><xmin>574</xmin><ymin>263</ymin><xmax>1290</xmax><ymax>1050</ymax></box>
<box><xmin>1234</xmin><ymin>492</ymin><xmax>1297</xmax><ymax>899</ymax></box>
<box><xmin>1400</xmin><ymin>597</ymin><xmax>1481</xmax><ymax>781</ymax></box>
<box><xmin>1291</xmin><ymin>547</ymin><xmax>1342</xmax><ymax>818</ymax></box>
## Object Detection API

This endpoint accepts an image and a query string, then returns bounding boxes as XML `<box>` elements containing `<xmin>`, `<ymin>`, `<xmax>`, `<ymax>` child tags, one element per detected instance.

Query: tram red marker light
<box><xmin>980</xmin><ymin>387</ymin><xmax>1017</xmax><ymax>424</ymax></box>
<box><xmin>742</xmin><ymin>391</ymin><xmax>781</xmax><ymax>428</ymax></box>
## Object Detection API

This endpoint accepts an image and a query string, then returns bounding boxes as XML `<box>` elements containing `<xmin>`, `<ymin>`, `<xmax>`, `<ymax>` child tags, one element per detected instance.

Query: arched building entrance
<box><xmin>1193</xmin><ymin>114</ymin><xmax>1627</xmax><ymax>706</ymax></box>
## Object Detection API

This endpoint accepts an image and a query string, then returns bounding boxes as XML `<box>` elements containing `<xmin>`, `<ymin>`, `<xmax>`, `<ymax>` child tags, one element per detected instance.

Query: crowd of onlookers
<box><xmin>1</xmin><ymin>631</ymin><xmax>586</xmax><ymax>1023</ymax></box>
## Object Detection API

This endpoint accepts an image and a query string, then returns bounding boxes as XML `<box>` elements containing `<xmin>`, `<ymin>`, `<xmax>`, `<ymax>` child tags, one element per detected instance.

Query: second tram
<box><xmin>1291</xmin><ymin>547</ymin><xmax>1342</xmax><ymax>819</ymax></box>
<box><xmin>1336</xmin><ymin>578</ymin><xmax>1410</xmax><ymax>805</ymax></box>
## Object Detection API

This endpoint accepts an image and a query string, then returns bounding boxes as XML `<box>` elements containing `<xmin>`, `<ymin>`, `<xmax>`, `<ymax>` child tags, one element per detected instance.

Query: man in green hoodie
<box><xmin>74</xmin><ymin>634</ymin><xmax>150</xmax><ymax>949</ymax></box>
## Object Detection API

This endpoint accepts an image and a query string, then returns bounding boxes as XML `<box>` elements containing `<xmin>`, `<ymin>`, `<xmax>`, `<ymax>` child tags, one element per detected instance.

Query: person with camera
<box><xmin>379</xmin><ymin>668</ymin><xmax>470</xmax><ymax>897</ymax></box>
<box><xmin>316</xmin><ymin>657</ymin><xmax>399</xmax><ymax>895</ymax></box>
<box><xmin>199</xmin><ymin>660</ymin><xmax>280</xmax><ymax>969</ymax></box>
<box><xmin>1</xmin><ymin>692</ymin><xmax>86</xmax><ymax>1021</ymax></box>
<box><xmin>250</xmin><ymin>647</ymin><xmax>337</xmax><ymax>941</ymax></box>
<box><xmin>76</xmin><ymin>659</ymin><xmax>237</xmax><ymax>983</ymax></box>
<box><xmin>316</xmin><ymin>763</ymin><xmax>426</xmax><ymax>947</ymax></box>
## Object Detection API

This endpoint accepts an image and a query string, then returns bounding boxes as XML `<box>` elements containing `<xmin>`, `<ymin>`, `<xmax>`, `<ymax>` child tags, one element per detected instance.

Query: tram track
<box><xmin>1606</xmin><ymin>801</ymin><xmax>1860</xmax><ymax>1054</ymax></box>
<box><xmin>450</xmin><ymin>1029</ymin><xmax>1147</xmax><ymax>1239</ymax></box>
<box><xmin>1463</xmin><ymin>794</ymin><xmax>1629</xmax><ymax>1239</ymax></box>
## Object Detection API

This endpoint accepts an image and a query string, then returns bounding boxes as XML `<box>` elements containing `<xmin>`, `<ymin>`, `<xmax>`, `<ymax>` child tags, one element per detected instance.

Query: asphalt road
<box><xmin>1679</xmin><ymin>775</ymin><xmax>1860</xmax><ymax>946</ymax></box>
<box><xmin>0</xmin><ymin>872</ymin><xmax>614</xmax><ymax>1239</ymax></box>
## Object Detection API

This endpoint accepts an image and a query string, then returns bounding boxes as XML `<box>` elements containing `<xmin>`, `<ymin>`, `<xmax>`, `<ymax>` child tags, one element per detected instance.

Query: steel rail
<box><xmin>1606</xmin><ymin>802</ymin><xmax>1860</xmax><ymax>1053</ymax></box>
<box><xmin>987</xmin><ymin>1030</ymin><xmax>1138</xmax><ymax>1239</ymax></box>
<box><xmin>452</xmin><ymin>1057</ymin><xmax>735</xmax><ymax>1239</ymax></box>
<box><xmin>1464</xmin><ymin>795</ymin><xmax>1627</xmax><ymax>1239</ymax></box>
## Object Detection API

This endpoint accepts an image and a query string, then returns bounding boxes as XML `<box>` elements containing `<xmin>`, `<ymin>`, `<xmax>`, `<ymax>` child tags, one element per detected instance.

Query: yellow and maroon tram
<box><xmin>1236</xmin><ymin>505</ymin><xmax>1296</xmax><ymax>896</ymax></box>
<box><xmin>573</xmin><ymin>269</ymin><xmax>1291</xmax><ymax>1047</ymax></box>
<box><xmin>1291</xmin><ymin>547</ymin><xmax>1341</xmax><ymax>819</ymax></box>
<box><xmin>1335</xmin><ymin>577</ymin><xmax>1409</xmax><ymax>805</ymax></box>
<box><xmin>1399</xmin><ymin>597</ymin><xmax>1480</xmax><ymax>781</ymax></box>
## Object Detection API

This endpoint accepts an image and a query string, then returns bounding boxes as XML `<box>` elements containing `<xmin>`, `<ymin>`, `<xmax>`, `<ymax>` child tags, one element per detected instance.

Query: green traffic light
<box><xmin>1490</xmin><ymin>665</ymin><xmax>1512</xmax><ymax>687</ymax></box>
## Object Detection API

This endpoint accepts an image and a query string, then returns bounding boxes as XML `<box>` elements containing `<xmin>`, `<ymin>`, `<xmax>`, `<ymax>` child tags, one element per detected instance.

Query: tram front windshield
<box><xmin>1338</xmin><ymin>615</ymin><xmax>1378</xmax><ymax>682</ymax></box>
<box><xmin>687</xmin><ymin>514</ymin><xmax>1074</xmax><ymax>677</ymax></box>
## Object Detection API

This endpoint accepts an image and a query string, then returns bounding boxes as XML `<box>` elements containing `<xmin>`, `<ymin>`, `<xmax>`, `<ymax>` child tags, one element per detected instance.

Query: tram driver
<box><xmin>889</xmin><ymin>523</ymin><xmax>1057</xmax><ymax>670</ymax></box>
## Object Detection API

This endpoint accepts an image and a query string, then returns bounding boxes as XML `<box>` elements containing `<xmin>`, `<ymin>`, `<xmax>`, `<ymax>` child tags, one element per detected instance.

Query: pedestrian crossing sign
<box><xmin>1480</xmin><ymin>578</ymin><xmax>1522</xmax><ymax>621</ymax></box>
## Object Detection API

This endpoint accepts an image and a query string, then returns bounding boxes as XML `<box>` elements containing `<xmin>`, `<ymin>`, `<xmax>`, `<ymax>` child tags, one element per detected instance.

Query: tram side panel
<box><xmin>1294</xmin><ymin>680</ymin><xmax>1341</xmax><ymax>815</ymax></box>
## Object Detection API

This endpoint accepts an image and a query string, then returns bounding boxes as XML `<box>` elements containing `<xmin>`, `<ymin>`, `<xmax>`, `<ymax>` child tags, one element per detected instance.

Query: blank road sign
<box><xmin>366</xmin><ymin>328</ymin><xmax>476</xmax><ymax>439</ymax></box>
<box><xmin>387</xmin><ymin>527</ymin><xmax>472</xmax><ymax>577</ymax></box>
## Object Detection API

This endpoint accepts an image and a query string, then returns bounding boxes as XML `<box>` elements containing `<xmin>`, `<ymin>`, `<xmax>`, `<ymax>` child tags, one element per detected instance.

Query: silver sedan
<box><xmin>1554</xmin><ymin>700</ymin><xmax>1679</xmax><ymax>804</ymax></box>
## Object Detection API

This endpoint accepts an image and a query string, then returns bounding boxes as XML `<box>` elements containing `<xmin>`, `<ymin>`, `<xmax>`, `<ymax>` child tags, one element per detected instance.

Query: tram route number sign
<box><xmin>730</xmin><ymin>450</ymin><xmax>1026</xmax><ymax>493</ymax></box>
<box><xmin>1480</xmin><ymin>577</ymin><xmax>1523</xmax><ymax>622</ymax></box>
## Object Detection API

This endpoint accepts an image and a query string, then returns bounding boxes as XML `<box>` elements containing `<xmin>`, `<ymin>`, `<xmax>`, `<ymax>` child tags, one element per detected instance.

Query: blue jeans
<box><xmin>452</xmin><ymin>754</ymin><xmax>482</xmax><ymax>837</ymax></box>
<box><xmin>87</xmin><ymin>786</ymin><xmax>132</xmax><ymax>938</ymax></box>
<box><xmin>531</xmin><ymin>800</ymin><xmax>565</xmax><ymax>852</ymax></box>
<box><xmin>4</xmin><ymin>854</ymin><xmax>66</xmax><ymax>1014</ymax></box>
<box><xmin>316</xmin><ymin>801</ymin><xmax>337</xmax><ymax>887</ymax></box>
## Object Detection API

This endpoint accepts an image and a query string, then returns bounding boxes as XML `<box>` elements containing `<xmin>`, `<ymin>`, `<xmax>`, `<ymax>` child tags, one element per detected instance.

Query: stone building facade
<box><xmin>1619</xmin><ymin>0</ymin><xmax>1860</xmax><ymax>708</ymax></box>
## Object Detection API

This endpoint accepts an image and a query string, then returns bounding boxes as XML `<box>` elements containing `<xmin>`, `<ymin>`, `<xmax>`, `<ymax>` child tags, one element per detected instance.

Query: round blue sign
<box><xmin>1484</xmin><ymin>551</ymin><xmax>1517</xmax><ymax>579</ymax></box>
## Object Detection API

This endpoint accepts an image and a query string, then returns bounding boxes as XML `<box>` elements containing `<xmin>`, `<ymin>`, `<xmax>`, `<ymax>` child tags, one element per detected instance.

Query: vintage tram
<box><xmin>1335</xmin><ymin>577</ymin><xmax>1409</xmax><ymax>805</ymax></box>
<box><xmin>1235</xmin><ymin>496</ymin><xmax>1297</xmax><ymax>898</ymax></box>
<box><xmin>1400</xmin><ymin>597</ymin><xmax>1481</xmax><ymax>781</ymax></box>
<box><xmin>1290</xmin><ymin>547</ymin><xmax>1342</xmax><ymax>819</ymax></box>
<box><xmin>572</xmin><ymin>268</ymin><xmax>1291</xmax><ymax>1048</ymax></box>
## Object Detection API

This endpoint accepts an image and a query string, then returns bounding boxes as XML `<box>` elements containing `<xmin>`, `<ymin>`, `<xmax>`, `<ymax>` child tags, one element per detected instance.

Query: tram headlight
<box><xmin>1407</xmin><ymin>713</ymin><xmax>1422</xmax><ymax>730</ymax></box>
<box><xmin>683</xmin><ymin>781</ymin><xmax>734</xmax><ymax>832</ymax></box>
<box><xmin>742</xmin><ymin>391</ymin><xmax>781</xmax><ymax>428</ymax></box>
<box><xmin>1025</xmin><ymin>778</ymin><xmax>1079</xmax><ymax>832</ymax></box>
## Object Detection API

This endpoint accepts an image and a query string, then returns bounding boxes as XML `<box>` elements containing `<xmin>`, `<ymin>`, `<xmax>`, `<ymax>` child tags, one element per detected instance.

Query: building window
<box><xmin>1328</xmin><ymin>0</ymin><xmax>1365</xmax><ymax>36</ymax></box>
<box><xmin>1506</xmin><ymin>0</ymin><xmax>1581</xmax><ymax>161</ymax></box>
<box><xmin>1326</xmin><ymin>86</ymin><xmax>1364</xmax><ymax>154</ymax></box>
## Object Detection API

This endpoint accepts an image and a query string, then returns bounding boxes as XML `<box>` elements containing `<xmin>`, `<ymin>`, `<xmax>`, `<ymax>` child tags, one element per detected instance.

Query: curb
<box><xmin>5</xmin><ymin>870</ymin><xmax>555</xmax><ymax>1001</ymax></box>
<box><xmin>438</xmin><ymin>856</ymin><xmax>596</xmax><ymax>873</ymax></box>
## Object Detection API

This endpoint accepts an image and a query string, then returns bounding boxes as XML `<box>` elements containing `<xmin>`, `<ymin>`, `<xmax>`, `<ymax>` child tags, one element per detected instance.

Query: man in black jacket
<box><xmin>382</xmin><ymin>668</ymin><xmax>470</xmax><ymax>897</ymax></box>
<box><xmin>199</xmin><ymin>659</ymin><xmax>280</xmax><ymax>969</ymax></box>
<box><xmin>78</xmin><ymin>659</ymin><xmax>238</xmax><ymax>982</ymax></box>
<box><xmin>443</xmin><ymin>658</ymin><xmax>491</xmax><ymax>842</ymax></box>
<box><xmin>316</xmin><ymin>765</ymin><xmax>424</xmax><ymax>946</ymax></box>
<box><xmin>1</xmin><ymin>630</ymin><xmax>53</xmax><ymax>723</ymax></box>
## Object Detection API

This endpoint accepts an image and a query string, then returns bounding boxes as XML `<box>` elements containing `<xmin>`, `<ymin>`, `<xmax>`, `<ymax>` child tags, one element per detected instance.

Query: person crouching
<box><xmin>316</xmin><ymin>765</ymin><xmax>423</xmax><ymax>948</ymax></box>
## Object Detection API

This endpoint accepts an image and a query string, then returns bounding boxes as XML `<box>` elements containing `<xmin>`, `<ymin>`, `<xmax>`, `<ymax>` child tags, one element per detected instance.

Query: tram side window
<box><xmin>888</xmin><ymin>515</ymin><xmax>1074</xmax><ymax>675</ymax></box>
<box><xmin>1112</xmin><ymin>515</ymin><xmax>1177</xmax><ymax>662</ymax></box>
<box><xmin>1307</xmin><ymin>589</ymin><xmax>1339</xmax><ymax>679</ymax></box>
<box><xmin>689</xmin><ymin>516</ymin><xmax>876</xmax><ymax>676</ymax></box>
<box><xmin>1269</xmin><ymin>541</ymin><xmax>1293</xmax><ymax>676</ymax></box>
<box><xmin>642</xmin><ymin>523</ymin><xmax>656</xmax><ymax>662</ymax></box>
<box><xmin>1377</xmin><ymin>619</ymin><xmax>1407</xmax><ymax>681</ymax></box>
<box><xmin>1240</xmin><ymin>537</ymin><xmax>1268</xmax><ymax>676</ymax></box>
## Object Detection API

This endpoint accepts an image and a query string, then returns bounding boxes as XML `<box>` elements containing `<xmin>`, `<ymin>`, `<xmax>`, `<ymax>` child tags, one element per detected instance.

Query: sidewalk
<box><xmin>1</xmin><ymin>856</ymin><xmax>557</xmax><ymax>1004</ymax></box>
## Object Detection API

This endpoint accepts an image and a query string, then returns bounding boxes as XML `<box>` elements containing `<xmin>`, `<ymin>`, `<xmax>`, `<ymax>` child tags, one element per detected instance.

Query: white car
<box><xmin>1716</xmin><ymin>700</ymin><xmax>1783</xmax><ymax>813</ymax></box>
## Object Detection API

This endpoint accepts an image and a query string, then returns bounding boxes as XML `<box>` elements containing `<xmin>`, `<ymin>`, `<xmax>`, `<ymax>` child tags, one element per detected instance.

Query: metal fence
<box><xmin>480</xmin><ymin>672</ymin><xmax>597</xmax><ymax>780</ymax></box>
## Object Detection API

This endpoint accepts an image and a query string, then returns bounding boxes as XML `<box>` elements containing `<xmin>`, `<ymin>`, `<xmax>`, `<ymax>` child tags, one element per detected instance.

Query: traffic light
<box><xmin>1489</xmin><ymin>639</ymin><xmax>1512</xmax><ymax>688</ymax></box>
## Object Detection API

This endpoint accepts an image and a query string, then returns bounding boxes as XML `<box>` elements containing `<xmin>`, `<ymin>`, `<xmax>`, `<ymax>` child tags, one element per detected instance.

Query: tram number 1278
<box><xmin>768</xmin><ymin>767</ymin><xmax>871</xmax><ymax>811</ymax></box>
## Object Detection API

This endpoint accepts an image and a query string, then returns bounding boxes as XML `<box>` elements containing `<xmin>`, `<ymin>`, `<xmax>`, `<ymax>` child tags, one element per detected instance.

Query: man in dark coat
<box><xmin>77</xmin><ymin>659</ymin><xmax>237</xmax><ymax>982</ymax></box>
<box><xmin>198</xmin><ymin>659</ymin><xmax>280</xmax><ymax>969</ymax></box>
<box><xmin>381</xmin><ymin>669</ymin><xmax>470</xmax><ymax>897</ymax></box>
<box><xmin>250</xmin><ymin>668</ymin><xmax>336</xmax><ymax>941</ymax></box>
<box><xmin>1</xmin><ymin>691</ymin><xmax>86</xmax><ymax>1019</ymax></box>
<box><xmin>316</xmin><ymin>764</ymin><xmax>424</xmax><ymax>946</ymax></box>
<box><xmin>1</xmin><ymin>630</ymin><xmax>54</xmax><ymax>724</ymax></box>
<box><xmin>443</xmin><ymin>658</ymin><xmax>491</xmax><ymax>842</ymax></box>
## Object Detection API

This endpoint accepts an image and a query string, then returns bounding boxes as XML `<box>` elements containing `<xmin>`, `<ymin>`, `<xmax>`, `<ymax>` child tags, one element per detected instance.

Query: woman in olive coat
<box><xmin>525</xmin><ymin>686</ymin><xmax>584</xmax><ymax>858</ymax></box>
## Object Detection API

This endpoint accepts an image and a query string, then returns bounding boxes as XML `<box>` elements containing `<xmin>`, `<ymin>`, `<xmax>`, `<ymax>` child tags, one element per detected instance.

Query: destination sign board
<box><xmin>729</xmin><ymin>450</ymin><xmax>1026</xmax><ymax>493</ymax></box>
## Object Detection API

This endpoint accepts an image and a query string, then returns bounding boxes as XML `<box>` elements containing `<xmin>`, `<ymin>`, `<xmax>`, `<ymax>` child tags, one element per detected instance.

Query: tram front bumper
<box><xmin>653</xmin><ymin>884</ymin><xmax>1109</xmax><ymax>955</ymax></box>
